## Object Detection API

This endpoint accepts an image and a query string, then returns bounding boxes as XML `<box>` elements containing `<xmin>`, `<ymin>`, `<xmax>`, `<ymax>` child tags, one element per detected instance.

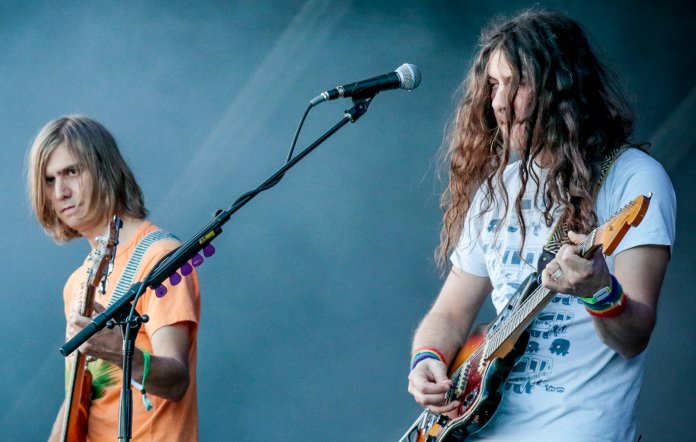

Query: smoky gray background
<box><xmin>1</xmin><ymin>0</ymin><xmax>694</xmax><ymax>440</ymax></box>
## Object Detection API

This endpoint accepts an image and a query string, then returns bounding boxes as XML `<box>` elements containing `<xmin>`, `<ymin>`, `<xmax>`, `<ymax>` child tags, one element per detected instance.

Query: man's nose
<box><xmin>491</xmin><ymin>86</ymin><xmax>506</xmax><ymax>115</ymax></box>
<box><xmin>54</xmin><ymin>177</ymin><xmax>70</xmax><ymax>200</ymax></box>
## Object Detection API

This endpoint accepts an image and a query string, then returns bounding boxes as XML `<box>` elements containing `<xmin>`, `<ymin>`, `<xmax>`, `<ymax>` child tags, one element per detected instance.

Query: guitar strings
<box><xmin>449</xmin><ymin>233</ymin><xmax>596</xmax><ymax>383</ymax></box>
<box><xmin>448</xmin><ymin>198</ymin><xmax>635</xmax><ymax>395</ymax></box>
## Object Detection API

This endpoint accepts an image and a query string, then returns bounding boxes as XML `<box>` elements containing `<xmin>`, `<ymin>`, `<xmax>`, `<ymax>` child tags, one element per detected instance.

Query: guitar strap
<box><xmin>107</xmin><ymin>230</ymin><xmax>178</xmax><ymax>307</ymax></box>
<box><xmin>536</xmin><ymin>146</ymin><xmax>628</xmax><ymax>273</ymax></box>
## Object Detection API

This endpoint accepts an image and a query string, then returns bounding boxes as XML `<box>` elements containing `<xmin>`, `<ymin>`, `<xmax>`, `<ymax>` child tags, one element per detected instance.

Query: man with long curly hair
<box><xmin>407</xmin><ymin>10</ymin><xmax>675</xmax><ymax>440</ymax></box>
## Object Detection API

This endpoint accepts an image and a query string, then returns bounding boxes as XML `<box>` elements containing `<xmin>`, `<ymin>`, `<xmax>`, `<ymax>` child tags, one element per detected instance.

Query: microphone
<box><xmin>310</xmin><ymin>63</ymin><xmax>422</xmax><ymax>106</ymax></box>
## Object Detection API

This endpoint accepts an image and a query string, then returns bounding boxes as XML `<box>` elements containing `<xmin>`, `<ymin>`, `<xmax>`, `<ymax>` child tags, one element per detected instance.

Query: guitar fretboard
<box><xmin>482</xmin><ymin>228</ymin><xmax>598</xmax><ymax>360</ymax></box>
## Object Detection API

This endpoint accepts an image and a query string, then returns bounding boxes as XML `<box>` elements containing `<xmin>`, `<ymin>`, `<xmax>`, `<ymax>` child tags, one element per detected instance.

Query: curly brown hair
<box><xmin>437</xmin><ymin>9</ymin><xmax>635</xmax><ymax>269</ymax></box>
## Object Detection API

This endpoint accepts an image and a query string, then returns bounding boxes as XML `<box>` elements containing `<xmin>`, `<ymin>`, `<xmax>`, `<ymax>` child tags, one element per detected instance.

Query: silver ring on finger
<box><xmin>551</xmin><ymin>268</ymin><xmax>564</xmax><ymax>281</ymax></box>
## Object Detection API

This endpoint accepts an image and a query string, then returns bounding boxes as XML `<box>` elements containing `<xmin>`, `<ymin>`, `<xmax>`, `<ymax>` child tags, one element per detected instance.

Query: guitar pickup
<box><xmin>445</xmin><ymin>385</ymin><xmax>457</xmax><ymax>403</ymax></box>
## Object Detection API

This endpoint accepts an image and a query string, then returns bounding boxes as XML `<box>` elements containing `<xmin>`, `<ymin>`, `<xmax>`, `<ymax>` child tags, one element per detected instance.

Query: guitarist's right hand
<box><xmin>67</xmin><ymin>301</ymin><xmax>123</xmax><ymax>364</ymax></box>
<box><xmin>408</xmin><ymin>358</ymin><xmax>460</xmax><ymax>414</ymax></box>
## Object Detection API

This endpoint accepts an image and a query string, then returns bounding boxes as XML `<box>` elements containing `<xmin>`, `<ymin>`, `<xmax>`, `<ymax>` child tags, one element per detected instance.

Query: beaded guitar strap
<box><xmin>107</xmin><ymin>230</ymin><xmax>178</xmax><ymax>308</ymax></box>
<box><xmin>536</xmin><ymin>147</ymin><xmax>628</xmax><ymax>273</ymax></box>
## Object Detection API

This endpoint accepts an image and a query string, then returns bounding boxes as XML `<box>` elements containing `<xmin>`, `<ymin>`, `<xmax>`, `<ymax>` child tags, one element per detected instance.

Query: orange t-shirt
<box><xmin>63</xmin><ymin>221</ymin><xmax>200</xmax><ymax>442</ymax></box>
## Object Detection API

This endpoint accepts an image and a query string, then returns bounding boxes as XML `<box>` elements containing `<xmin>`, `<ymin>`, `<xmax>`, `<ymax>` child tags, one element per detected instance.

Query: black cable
<box><xmin>138</xmin><ymin>101</ymin><xmax>316</xmax><ymax>300</ymax></box>
<box><xmin>228</xmin><ymin>102</ymin><xmax>315</xmax><ymax>208</ymax></box>
<box><xmin>286</xmin><ymin>103</ymin><xmax>313</xmax><ymax>163</ymax></box>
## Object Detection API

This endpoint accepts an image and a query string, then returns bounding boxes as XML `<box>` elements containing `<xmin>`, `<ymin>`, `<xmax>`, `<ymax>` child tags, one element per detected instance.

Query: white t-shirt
<box><xmin>451</xmin><ymin>148</ymin><xmax>676</xmax><ymax>441</ymax></box>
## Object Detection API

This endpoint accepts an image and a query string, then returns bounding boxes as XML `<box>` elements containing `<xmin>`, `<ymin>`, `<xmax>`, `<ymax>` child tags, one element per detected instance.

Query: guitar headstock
<box><xmin>86</xmin><ymin>216</ymin><xmax>122</xmax><ymax>290</ymax></box>
<box><xmin>593</xmin><ymin>193</ymin><xmax>651</xmax><ymax>256</ymax></box>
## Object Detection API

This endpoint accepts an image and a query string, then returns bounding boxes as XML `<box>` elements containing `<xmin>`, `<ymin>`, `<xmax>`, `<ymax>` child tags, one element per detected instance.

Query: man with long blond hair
<box><xmin>407</xmin><ymin>10</ymin><xmax>675</xmax><ymax>440</ymax></box>
<box><xmin>28</xmin><ymin>115</ymin><xmax>200</xmax><ymax>441</ymax></box>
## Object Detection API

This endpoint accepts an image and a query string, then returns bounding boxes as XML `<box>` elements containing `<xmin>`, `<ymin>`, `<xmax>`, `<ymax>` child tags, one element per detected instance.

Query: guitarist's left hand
<box><xmin>67</xmin><ymin>301</ymin><xmax>123</xmax><ymax>364</ymax></box>
<box><xmin>541</xmin><ymin>231</ymin><xmax>611</xmax><ymax>298</ymax></box>
<box><xmin>541</xmin><ymin>231</ymin><xmax>672</xmax><ymax>359</ymax></box>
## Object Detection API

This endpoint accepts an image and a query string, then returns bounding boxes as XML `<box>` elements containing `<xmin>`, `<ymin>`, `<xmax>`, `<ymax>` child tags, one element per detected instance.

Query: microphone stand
<box><xmin>59</xmin><ymin>95</ymin><xmax>375</xmax><ymax>441</ymax></box>
<box><xmin>108</xmin><ymin>293</ymin><xmax>148</xmax><ymax>441</ymax></box>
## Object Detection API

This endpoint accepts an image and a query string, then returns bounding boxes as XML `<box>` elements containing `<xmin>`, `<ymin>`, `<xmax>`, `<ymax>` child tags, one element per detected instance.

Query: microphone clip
<box><xmin>344</xmin><ymin>95</ymin><xmax>374</xmax><ymax>123</ymax></box>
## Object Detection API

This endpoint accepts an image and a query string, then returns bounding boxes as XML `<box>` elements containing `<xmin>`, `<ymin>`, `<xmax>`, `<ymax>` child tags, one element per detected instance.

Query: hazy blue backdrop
<box><xmin>1</xmin><ymin>1</ymin><xmax>694</xmax><ymax>440</ymax></box>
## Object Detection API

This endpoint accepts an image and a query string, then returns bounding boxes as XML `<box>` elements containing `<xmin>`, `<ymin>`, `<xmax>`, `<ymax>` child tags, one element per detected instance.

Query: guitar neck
<box><xmin>62</xmin><ymin>279</ymin><xmax>98</xmax><ymax>442</ymax></box>
<box><xmin>79</xmin><ymin>277</ymin><xmax>98</xmax><ymax>317</ymax></box>
<box><xmin>483</xmin><ymin>226</ymin><xmax>601</xmax><ymax>360</ymax></box>
<box><xmin>61</xmin><ymin>216</ymin><xmax>121</xmax><ymax>442</ymax></box>
<box><xmin>483</xmin><ymin>285</ymin><xmax>555</xmax><ymax>360</ymax></box>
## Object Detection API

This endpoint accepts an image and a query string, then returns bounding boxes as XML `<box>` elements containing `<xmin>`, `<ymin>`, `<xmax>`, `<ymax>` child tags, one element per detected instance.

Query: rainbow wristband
<box><xmin>583</xmin><ymin>275</ymin><xmax>626</xmax><ymax>318</ymax></box>
<box><xmin>410</xmin><ymin>347</ymin><xmax>447</xmax><ymax>370</ymax></box>
<box><xmin>586</xmin><ymin>292</ymin><xmax>627</xmax><ymax>317</ymax></box>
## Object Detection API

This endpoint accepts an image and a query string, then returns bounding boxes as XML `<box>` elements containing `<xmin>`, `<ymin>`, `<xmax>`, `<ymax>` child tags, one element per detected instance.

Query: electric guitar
<box><xmin>400</xmin><ymin>193</ymin><xmax>652</xmax><ymax>442</ymax></box>
<box><xmin>61</xmin><ymin>217</ymin><xmax>121</xmax><ymax>442</ymax></box>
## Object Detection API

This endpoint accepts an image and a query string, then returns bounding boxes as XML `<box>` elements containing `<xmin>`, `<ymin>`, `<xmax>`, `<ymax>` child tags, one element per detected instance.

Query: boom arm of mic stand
<box><xmin>58</xmin><ymin>97</ymin><xmax>371</xmax><ymax>357</ymax></box>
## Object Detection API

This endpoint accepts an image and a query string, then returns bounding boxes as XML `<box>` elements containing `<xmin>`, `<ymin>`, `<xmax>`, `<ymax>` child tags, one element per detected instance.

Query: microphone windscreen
<box><xmin>396</xmin><ymin>64</ymin><xmax>422</xmax><ymax>91</ymax></box>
